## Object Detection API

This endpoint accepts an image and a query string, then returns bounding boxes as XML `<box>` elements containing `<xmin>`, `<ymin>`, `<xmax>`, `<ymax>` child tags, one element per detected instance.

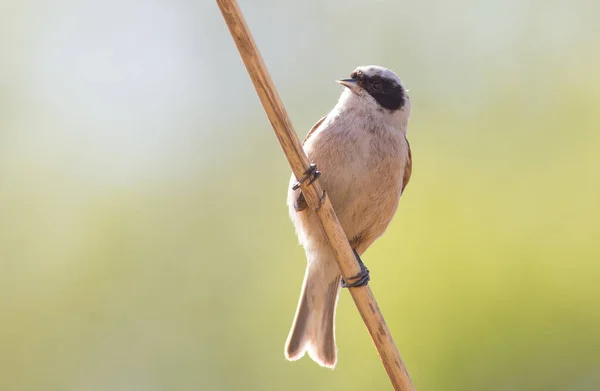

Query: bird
<box><xmin>284</xmin><ymin>65</ymin><xmax>412</xmax><ymax>369</ymax></box>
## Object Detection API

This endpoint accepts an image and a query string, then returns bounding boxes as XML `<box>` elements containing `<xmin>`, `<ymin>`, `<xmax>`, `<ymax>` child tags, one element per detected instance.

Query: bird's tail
<box><xmin>284</xmin><ymin>256</ymin><xmax>342</xmax><ymax>369</ymax></box>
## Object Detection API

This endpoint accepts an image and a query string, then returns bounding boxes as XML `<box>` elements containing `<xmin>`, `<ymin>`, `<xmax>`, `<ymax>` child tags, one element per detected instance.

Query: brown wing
<box><xmin>295</xmin><ymin>116</ymin><xmax>327</xmax><ymax>211</ymax></box>
<box><xmin>402</xmin><ymin>138</ymin><xmax>412</xmax><ymax>194</ymax></box>
<box><xmin>302</xmin><ymin>116</ymin><xmax>327</xmax><ymax>145</ymax></box>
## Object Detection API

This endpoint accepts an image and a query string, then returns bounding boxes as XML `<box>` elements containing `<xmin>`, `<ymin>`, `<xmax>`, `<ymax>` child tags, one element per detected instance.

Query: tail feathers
<box><xmin>285</xmin><ymin>265</ymin><xmax>342</xmax><ymax>369</ymax></box>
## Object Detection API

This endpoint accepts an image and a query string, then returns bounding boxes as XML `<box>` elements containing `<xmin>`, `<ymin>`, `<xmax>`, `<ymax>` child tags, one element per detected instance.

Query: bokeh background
<box><xmin>1</xmin><ymin>0</ymin><xmax>600</xmax><ymax>390</ymax></box>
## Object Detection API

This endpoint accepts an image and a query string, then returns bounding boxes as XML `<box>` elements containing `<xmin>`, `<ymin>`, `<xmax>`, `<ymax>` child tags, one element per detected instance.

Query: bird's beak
<box><xmin>336</xmin><ymin>78</ymin><xmax>360</xmax><ymax>93</ymax></box>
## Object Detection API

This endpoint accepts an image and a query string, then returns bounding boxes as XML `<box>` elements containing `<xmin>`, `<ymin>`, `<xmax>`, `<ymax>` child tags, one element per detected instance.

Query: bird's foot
<box><xmin>292</xmin><ymin>164</ymin><xmax>321</xmax><ymax>190</ymax></box>
<box><xmin>341</xmin><ymin>250</ymin><xmax>370</xmax><ymax>288</ymax></box>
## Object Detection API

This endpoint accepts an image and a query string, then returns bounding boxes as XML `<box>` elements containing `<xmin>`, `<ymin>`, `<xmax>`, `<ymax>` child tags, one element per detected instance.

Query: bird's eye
<box><xmin>372</xmin><ymin>81</ymin><xmax>383</xmax><ymax>91</ymax></box>
<box><xmin>350</xmin><ymin>71</ymin><xmax>358</xmax><ymax>79</ymax></box>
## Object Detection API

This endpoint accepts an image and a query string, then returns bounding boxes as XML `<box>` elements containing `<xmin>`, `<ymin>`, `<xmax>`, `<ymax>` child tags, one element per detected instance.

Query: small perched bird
<box><xmin>284</xmin><ymin>65</ymin><xmax>412</xmax><ymax>369</ymax></box>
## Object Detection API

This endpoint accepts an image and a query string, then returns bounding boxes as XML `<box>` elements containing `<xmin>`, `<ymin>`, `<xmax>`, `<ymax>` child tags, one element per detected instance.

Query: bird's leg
<box><xmin>341</xmin><ymin>249</ymin><xmax>370</xmax><ymax>288</ymax></box>
<box><xmin>292</xmin><ymin>164</ymin><xmax>321</xmax><ymax>190</ymax></box>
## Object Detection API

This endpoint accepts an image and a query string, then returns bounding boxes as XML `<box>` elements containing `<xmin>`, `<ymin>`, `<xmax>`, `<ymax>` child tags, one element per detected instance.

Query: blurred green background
<box><xmin>1</xmin><ymin>0</ymin><xmax>600</xmax><ymax>390</ymax></box>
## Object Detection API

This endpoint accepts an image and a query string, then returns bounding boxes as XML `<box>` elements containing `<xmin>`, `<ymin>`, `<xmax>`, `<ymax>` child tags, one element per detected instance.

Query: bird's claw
<box><xmin>341</xmin><ymin>251</ymin><xmax>370</xmax><ymax>288</ymax></box>
<box><xmin>292</xmin><ymin>164</ymin><xmax>321</xmax><ymax>190</ymax></box>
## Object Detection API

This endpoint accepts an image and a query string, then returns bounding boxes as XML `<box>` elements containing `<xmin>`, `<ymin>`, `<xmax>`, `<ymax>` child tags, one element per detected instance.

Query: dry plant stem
<box><xmin>216</xmin><ymin>0</ymin><xmax>415</xmax><ymax>389</ymax></box>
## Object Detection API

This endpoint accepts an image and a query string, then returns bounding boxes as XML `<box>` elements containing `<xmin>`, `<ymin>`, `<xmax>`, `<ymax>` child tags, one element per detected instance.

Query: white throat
<box><xmin>334</xmin><ymin>88</ymin><xmax>410</xmax><ymax>133</ymax></box>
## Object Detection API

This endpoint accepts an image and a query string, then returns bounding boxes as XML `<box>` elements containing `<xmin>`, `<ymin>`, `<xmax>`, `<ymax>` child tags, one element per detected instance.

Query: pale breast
<box><xmin>301</xmin><ymin>116</ymin><xmax>408</xmax><ymax>245</ymax></box>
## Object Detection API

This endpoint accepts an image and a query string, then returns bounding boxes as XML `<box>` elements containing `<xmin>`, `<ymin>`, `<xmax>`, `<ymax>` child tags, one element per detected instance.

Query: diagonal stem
<box><xmin>215</xmin><ymin>1</ymin><xmax>415</xmax><ymax>389</ymax></box>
